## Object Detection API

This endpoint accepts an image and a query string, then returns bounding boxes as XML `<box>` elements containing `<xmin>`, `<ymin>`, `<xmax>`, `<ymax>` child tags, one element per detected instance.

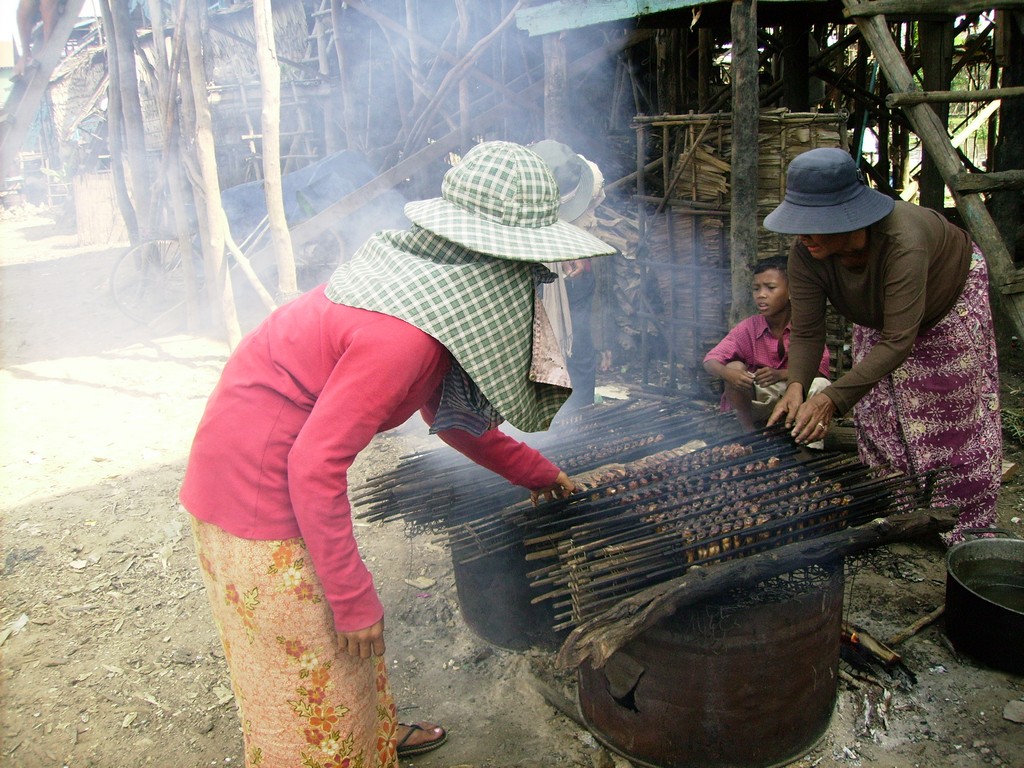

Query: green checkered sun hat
<box><xmin>404</xmin><ymin>141</ymin><xmax>615</xmax><ymax>262</ymax></box>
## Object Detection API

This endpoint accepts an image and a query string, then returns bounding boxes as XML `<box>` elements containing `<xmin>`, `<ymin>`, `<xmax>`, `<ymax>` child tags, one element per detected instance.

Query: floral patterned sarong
<box><xmin>191</xmin><ymin>517</ymin><xmax>398</xmax><ymax>767</ymax></box>
<box><xmin>852</xmin><ymin>245</ymin><xmax>1002</xmax><ymax>545</ymax></box>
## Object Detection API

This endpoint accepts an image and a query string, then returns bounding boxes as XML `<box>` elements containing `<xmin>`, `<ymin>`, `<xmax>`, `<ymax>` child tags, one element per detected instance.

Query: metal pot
<box><xmin>944</xmin><ymin>531</ymin><xmax>1024</xmax><ymax>675</ymax></box>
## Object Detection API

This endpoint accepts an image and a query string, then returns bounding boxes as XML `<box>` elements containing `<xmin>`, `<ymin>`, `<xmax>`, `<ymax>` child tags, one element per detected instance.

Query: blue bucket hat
<box><xmin>763</xmin><ymin>148</ymin><xmax>895</xmax><ymax>235</ymax></box>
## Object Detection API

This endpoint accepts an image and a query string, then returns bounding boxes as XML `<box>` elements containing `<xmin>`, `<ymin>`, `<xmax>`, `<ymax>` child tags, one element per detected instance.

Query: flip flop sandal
<box><xmin>396</xmin><ymin>723</ymin><xmax>448</xmax><ymax>758</ymax></box>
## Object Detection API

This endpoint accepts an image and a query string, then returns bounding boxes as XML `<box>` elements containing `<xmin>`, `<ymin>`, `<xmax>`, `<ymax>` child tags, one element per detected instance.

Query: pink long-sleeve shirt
<box><xmin>179</xmin><ymin>288</ymin><xmax>559</xmax><ymax>633</ymax></box>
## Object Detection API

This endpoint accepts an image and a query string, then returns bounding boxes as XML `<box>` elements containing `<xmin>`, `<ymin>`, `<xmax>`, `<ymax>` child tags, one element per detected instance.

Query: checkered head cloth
<box><xmin>325</xmin><ymin>227</ymin><xmax>569</xmax><ymax>432</ymax></box>
<box><xmin>405</xmin><ymin>141</ymin><xmax>615</xmax><ymax>263</ymax></box>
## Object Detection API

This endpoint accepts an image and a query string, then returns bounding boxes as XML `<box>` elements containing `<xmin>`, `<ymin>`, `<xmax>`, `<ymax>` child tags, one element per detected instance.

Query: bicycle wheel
<box><xmin>110</xmin><ymin>239</ymin><xmax>188</xmax><ymax>327</ymax></box>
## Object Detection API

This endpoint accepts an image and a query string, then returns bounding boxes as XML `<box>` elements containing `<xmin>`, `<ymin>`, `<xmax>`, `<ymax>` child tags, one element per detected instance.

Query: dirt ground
<box><xmin>1</xmin><ymin>206</ymin><xmax>1023</xmax><ymax>768</ymax></box>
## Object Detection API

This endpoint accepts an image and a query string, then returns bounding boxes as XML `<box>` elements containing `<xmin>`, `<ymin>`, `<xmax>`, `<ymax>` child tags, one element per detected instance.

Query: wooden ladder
<box><xmin>843</xmin><ymin>0</ymin><xmax>1024</xmax><ymax>337</ymax></box>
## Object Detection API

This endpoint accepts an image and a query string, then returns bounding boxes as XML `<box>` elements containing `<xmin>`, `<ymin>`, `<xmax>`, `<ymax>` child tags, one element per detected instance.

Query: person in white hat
<box><xmin>179</xmin><ymin>141</ymin><xmax>614</xmax><ymax>767</ymax></box>
<box><xmin>764</xmin><ymin>147</ymin><xmax>1001</xmax><ymax>545</ymax></box>
<box><xmin>529</xmin><ymin>139</ymin><xmax>608</xmax><ymax>412</ymax></box>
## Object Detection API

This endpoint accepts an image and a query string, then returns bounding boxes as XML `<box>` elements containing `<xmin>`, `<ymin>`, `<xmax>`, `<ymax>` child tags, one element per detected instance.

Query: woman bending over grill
<box><xmin>179</xmin><ymin>141</ymin><xmax>614</xmax><ymax>767</ymax></box>
<box><xmin>765</xmin><ymin>147</ymin><xmax>1002</xmax><ymax>546</ymax></box>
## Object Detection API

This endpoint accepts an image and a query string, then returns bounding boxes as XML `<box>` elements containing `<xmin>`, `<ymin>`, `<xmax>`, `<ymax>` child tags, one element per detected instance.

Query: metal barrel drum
<box><xmin>451</xmin><ymin>535</ymin><xmax>567</xmax><ymax>651</ymax></box>
<box><xmin>577</xmin><ymin>565</ymin><xmax>843</xmax><ymax>768</ymax></box>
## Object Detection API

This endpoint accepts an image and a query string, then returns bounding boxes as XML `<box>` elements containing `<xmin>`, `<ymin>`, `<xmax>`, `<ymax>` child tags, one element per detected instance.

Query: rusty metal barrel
<box><xmin>577</xmin><ymin>565</ymin><xmax>843</xmax><ymax>768</ymax></box>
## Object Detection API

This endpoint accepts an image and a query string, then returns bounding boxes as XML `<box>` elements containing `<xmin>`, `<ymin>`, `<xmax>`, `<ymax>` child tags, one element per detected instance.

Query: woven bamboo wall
<box><xmin>636</xmin><ymin>110</ymin><xmax>849</xmax><ymax>395</ymax></box>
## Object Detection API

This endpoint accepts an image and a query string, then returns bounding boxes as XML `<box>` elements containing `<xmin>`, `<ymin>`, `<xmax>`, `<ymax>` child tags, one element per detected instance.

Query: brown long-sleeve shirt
<box><xmin>786</xmin><ymin>201</ymin><xmax>972</xmax><ymax>414</ymax></box>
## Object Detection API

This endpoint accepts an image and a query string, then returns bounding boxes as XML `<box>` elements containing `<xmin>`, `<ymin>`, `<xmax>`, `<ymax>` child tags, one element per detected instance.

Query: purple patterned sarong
<box><xmin>852</xmin><ymin>245</ymin><xmax>1002</xmax><ymax>545</ymax></box>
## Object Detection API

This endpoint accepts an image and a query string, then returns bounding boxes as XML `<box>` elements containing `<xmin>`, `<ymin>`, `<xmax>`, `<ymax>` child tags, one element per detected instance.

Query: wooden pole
<box><xmin>108</xmin><ymin>0</ymin><xmax>152</xmax><ymax>227</ymax></box>
<box><xmin>990</xmin><ymin>11</ymin><xmax>1024</xmax><ymax>264</ymax></box>
<box><xmin>918</xmin><ymin>19</ymin><xmax>953</xmax><ymax>212</ymax></box>
<box><xmin>402</xmin><ymin>1</ymin><xmax>524</xmax><ymax>155</ymax></box>
<box><xmin>698</xmin><ymin>28</ymin><xmax>713</xmax><ymax>112</ymax></box>
<box><xmin>149</xmin><ymin>0</ymin><xmax>202</xmax><ymax>328</ymax></box>
<box><xmin>96</xmin><ymin>0</ymin><xmax>138</xmax><ymax>244</ymax></box>
<box><xmin>252</xmin><ymin>0</ymin><xmax>299</xmax><ymax>302</ymax></box>
<box><xmin>782</xmin><ymin>22</ymin><xmax>810</xmax><ymax>111</ymax></box>
<box><xmin>184</xmin><ymin>3</ymin><xmax>241</xmax><ymax>347</ymax></box>
<box><xmin>543</xmin><ymin>31</ymin><xmax>569</xmax><ymax>141</ymax></box>
<box><xmin>729</xmin><ymin>0</ymin><xmax>759</xmax><ymax>325</ymax></box>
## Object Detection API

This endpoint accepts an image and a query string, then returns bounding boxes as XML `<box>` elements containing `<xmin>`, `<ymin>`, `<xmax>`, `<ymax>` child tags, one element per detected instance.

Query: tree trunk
<box><xmin>149</xmin><ymin>0</ymin><xmax>202</xmax><ymax>328</ymax></box>
<box><xmin>253</xmin><ymin>0</ymin><xmax>299</xmax><ymax>301</ymax></box>
<box><xmin>106</xmin><ymin>0</ymin><xmax>152</xmax><ymax>230</ymax></box>
<box><xmin>184</xmin><ymin>2</ymin><xmax>241</xmax><ymax>347</ymax></box>
<box><xmin>97</xmin><ymin>0</ymin><xmax>139</xmax><ymax>244</ymax></box>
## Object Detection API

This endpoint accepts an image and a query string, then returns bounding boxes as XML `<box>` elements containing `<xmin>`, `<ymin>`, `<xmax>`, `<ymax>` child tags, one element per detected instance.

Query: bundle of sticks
<box><xmin>513</xmin><ymin>427</ymin><xmax>935</xmax><ymax>629</ymax></box>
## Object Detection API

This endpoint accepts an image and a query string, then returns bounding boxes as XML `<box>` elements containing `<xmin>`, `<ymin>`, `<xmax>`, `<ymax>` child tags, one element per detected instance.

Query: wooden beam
<box><xmin>517</xmin><ymin>0</ymin><xmax>700</xmax><ymax>36</ymax></box>
<box><xmin>954</xmin><ymin>169</ymin><xmax>1024</xmax><ymax>193</ymax></box>
<box><xmin>887</xmin><ymin>85</ymin><xmax>1024</xmax><ymax>107</ymax></box>
<box><xmin>844</xmin><ymin>0</ymin><xmax>1024</xmax><ymax>17</ymax></box>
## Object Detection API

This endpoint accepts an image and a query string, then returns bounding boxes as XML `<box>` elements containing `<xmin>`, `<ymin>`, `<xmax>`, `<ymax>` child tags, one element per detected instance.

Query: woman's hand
<box><xmin>787</xmin><ymin>391</ymin><xmax>837</xmax><ymax>445</ymax></box>
<box><xmin>767</xmin><ymin>382</ymin><xmax>805</xmax><ymax>428</ymax></box>
<box><xmin>530</xmin><ymin>470</ymin><xmax>577</xmax><ymax>505</ymax></box>
<box><xmin>338</xmin><ymin>618</ymin><xmax>386</xmax><ymax>658</ymax></box>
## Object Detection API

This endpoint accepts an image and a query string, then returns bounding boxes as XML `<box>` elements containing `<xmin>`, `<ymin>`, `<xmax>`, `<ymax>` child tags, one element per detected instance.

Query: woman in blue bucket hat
<box><xmin>180</xmin><ymin>141</ymin><xmax>614</xmax><ymax>767</ymax></box>
<box><xmin>765</xmin><ymin>147</ymin><xmax>1001</xmax><ymax>546</ymax></box>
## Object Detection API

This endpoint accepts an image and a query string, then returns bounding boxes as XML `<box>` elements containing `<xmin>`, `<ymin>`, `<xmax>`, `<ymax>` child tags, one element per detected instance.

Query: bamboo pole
<box><xmin>330</xmin><ymin>0</ymin><xmax>362</xmax><ymax>151</ymax></box>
